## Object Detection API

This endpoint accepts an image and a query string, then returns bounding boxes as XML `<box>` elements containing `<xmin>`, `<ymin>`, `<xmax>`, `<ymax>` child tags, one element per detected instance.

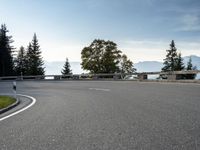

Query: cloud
<box><xmin>177</xmin><ymin>14</ymin><xmax>200</xmax><ymax>31</ymax></box>
<box><xmin>118</xmin><ymin>40</ymin><xmax>200</xmax><ymax>62</ymax></box>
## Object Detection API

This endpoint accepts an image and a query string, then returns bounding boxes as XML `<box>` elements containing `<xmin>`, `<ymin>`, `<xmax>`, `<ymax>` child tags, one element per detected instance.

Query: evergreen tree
<box><xmin>162</xmin><ymin>40</ymin><xmax>178</xmax><ymax>72</ymax></box>
<box><xmin>0</xmin><ymin>24</ymin><xmax>14</xmax><ymax>76</ymax></box>
<box><xmin>61</xmin><ymin>58</ymin><xmax>72</xmax><ymax>75</ymax></box>
<box><xmin>120</xmin><ymin>54</ymin><xmax>136</xmax><ymax>74</ymax></box>
<box><xmin>26</xmin><ymin>34</ymin><xmax>45</xmax><ymax>75</ymax></box>
<box><xmin>15</xmin><ymin>46</ymin><xmax>27</xmax><ymax>76</ymax></box>
<box><xmin>26</xmin><ymin>43</ymin><xmax>32</xmax><ymax>75</ymax></box>
<box><xmin>186</xmin><ymin>57</ymin><xmax>193</xmax><ymax>70</ymax></box>
<box><xmin>186</xmin><ymin>57</ymin><xmax>196</xmax><ymax>79</ymax></box>
<box><xmin>174</xmin><ymin>53</ymin><xmax>184</xmax><ymax>71</ymax></box>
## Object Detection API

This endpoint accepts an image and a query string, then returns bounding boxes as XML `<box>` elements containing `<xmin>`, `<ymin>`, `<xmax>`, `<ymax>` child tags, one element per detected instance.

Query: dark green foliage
<box><xmin>185</xmin><ymin>57</ymin><xmax>197</xmax><ymax>79</ymax></box>
<box><xmin>81</xmin><ymin>39</ymin><xmax>105</xmax><ymax>73</ymax></box>
<box><xmin>0</xmin><ymin>24</ymin><xmax>45</xmax><ymax>76</ymax></box>
<box><xmin>61</xmin><ymin>58</ymin><xmax>72</xmax><ymax>75</ymax></box>
<box><xmin>162</xmin><ymin>40</ymin><xmax>185</xmax><ymax>72</ymax></box>
<box><xmin>120</xmin><ymin>54</ymin><xmax>136</xmax><ymax>74</ymax></box>
<box><xmin>162</xmin><ymin>40</ymin><xmax>178</xmax><ymax>72</ymax></box>
<box><xmin>186</xmin><ymin>57</ymin><xmax>193</xmax><ymax>70</ymax></box>
<box><xmin>15</xmin><ymin>46</ymin><xmax>27</xmax><ymax>76</ymax></box>
<box><xmin>81</xmin><ymin>39</ymin><xmax>122</xmax><ymax>73</ymax></box>
<box><xmin>26</xmin><ymin>34</ymin><xmax>45</xmax><ymax>75</ymax></box>
<box><xmin>102</xmin><ymin>41</ymin><xmax>122</xmax><ymax>73</ymax></box>
<box><xmin>0</xmin><ymin>24</ymin><xmax>14</xmax><ymax>76</ymax></box>
<box><xmin>174</xmin><ymin>53</ymin><xmax>185</xmax><ymax>71</ymax></box>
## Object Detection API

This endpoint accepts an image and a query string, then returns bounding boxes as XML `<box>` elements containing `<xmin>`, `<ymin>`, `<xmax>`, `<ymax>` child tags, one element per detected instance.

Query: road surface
<box><xmin>0</xmin><ymin>81</ymin><xmax>200</xmax><ymax>150</ymax></box>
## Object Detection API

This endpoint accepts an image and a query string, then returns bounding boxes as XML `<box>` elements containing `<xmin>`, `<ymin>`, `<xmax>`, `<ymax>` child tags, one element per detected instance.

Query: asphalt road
<box><xmin>0</xmin><ymin>81</ymin><xmax>200</xmax><ymax>150</ymax></box>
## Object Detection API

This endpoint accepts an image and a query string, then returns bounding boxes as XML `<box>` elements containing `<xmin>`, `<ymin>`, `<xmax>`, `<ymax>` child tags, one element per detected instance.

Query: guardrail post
<box><xmin>138</xmin><ymin>74</ymin><xmax>148</xmax><ymax>81</ymax></box>
<box><xmin>13</xmin><ymin>81</ymin><xmax>17</xmax><ymax>99</ymax></box>
<box><xmin>54</xmin><ymin>76</ymin><xmax>61</xmax><ymax>80</ymax></box>
<box><xmin>167</xmin><ymin>74</ymin><xmax>176</xmax><ymax>80</ymax></box>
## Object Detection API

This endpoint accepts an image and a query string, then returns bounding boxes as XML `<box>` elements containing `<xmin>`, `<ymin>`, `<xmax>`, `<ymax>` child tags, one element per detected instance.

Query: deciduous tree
<box><xmin>120</xmin><ymin>54</ymin><xmax>136</xmax><ymax>74</ymax></box>
<box><xmin>81</xmin><ymin>39</ymin><xmax>122</xmax><ymax>73</ymax></box>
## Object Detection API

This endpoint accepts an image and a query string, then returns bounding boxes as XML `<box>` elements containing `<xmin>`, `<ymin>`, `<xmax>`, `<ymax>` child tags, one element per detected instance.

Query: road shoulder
<box><xmin>0</xmin><ymin>94</ymin><xmax>36</xmax><ymax>121</ymax></box>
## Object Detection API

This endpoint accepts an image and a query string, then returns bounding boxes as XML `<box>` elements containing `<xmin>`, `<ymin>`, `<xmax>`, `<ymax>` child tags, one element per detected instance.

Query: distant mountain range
<box><xmin>44</xmin><ymin>55</ymin><xmax>200</xmax><ymax>75</ymax></box>
<box><xmin>135</xmin><ymin>55</ymin><xmax>200</xmax><ymax>72</ymax></box>
<box><xmin>44</xmin><ymin>61</ymin><xmax>83</xmax><ymax>75</ymax></box>
<box><xmin>134</xmin><ymin>61</ymin><xmax>163</xmax><ymax>72</ymax></box>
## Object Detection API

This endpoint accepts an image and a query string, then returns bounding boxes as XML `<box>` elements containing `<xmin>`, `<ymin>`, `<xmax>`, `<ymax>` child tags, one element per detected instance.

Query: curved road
<box><xmin>0</xmin><ymin>81</ymin><xmax>200</xmax><ymax>150</ymax></box>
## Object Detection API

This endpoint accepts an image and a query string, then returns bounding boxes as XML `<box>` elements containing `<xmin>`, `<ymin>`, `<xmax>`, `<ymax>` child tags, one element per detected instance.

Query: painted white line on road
<box><xmin>0</xmin><ymin>94</ymin><xmax>36</xmax><ymax>122</ymax></box>
<box><xmin>89</xmin><ymin>88</ymin><xmax>110</xmax><ymax>92</ymax></box>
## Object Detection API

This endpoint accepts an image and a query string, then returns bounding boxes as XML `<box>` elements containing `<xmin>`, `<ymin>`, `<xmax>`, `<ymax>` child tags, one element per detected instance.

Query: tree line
<box><xmin>0</xmin><ymin>24</ymin><xmax>198</xmax><ymax>78</ymax></box>
<box><xmin>162</xmin><ymin>40</ymin><xmax>197</xmax><ymax>79</ymax></box>
<box><xmin>0</xmin><ymin>24</ymin><xmax>45</xmax><ymax>76</ymax></box>
<box><xmin>0</xmin><ymin>24</ymin><xmax>72</xmax><ymax>77</ymax></box>
<box><xmin>80</xmin><ymin>39</ymin><xmax>197</xmax><ymax>80</ymax></box>
<box><xmin>0</xmin><ymin>24</ymin><xmax>135</xmax><ymax>77</ymax></box>
<box><xmin>61</xmin><ymin>39</ymin><xmax>136</xmax><ymax>76</ymax></box>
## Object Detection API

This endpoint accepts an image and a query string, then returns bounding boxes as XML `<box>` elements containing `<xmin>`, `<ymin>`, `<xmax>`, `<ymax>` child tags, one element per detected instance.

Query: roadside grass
<box><xmin>0</xmin><ymin>96</ymin><xmax>16</xmax><ymax>109</ymax></box>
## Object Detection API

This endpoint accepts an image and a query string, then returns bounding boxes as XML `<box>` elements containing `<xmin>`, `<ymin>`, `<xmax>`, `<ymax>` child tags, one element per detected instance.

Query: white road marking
<box><xmin>0</xmin><ymin>94</ymin><xmax>36</xmax><ymax>122</ymax></box>
<box><xmin>89</xmin><ymin>88</ymin><xmax>110</xmax><ymax>92</ymax></box>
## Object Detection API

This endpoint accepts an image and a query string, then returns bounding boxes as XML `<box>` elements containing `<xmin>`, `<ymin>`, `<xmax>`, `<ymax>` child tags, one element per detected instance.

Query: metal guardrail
<box><xmin>159</xmin><ymin>70</ymin><xmax>200</xmax><ymax>75</ymax></box>
<box><xmin>0</xmin><ymin>70</ymin><xmax>199</xmax><ymax>81</ymax></box>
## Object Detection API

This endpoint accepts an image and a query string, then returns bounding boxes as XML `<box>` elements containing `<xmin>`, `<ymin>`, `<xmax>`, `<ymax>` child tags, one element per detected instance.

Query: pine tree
<box><xmin>26</xmin><ymin>43</ymin><xmax>32</xmax><ymax>75</ymax></box>
<box><xmin>174</xmin><ymin>53</ymin><xmax>184</xmax><ymax>71</ymax></box>
<box><xmin>0</xmin><ymin>24</ymin><xmax>14</xmax><ymax>76</ymax></box>
<box><xmin>186</xmin><ymin>57</ymin><xmax>196</xmax><ymax>79</ymax></box>
<box><xmin>186</xmin><ymin>57</ymin><xmax>193</xmax><ymax>70</ymax></box>
<box><xmin>26</xmin><ymin>33</ymin><xmax>45</xmax><ymax>75</ymax></box>
<box><xmin>15</xmin><ymin>46</ymin><xmax>27</xmax><ymax>76</ymax></box>
<box><xmin>162</xmin><ymin>40</ymin><xmax>178</xmax><ymax>72</ymax></box>
<box><xmin>61</xmin><ymin>58</ymin><xmax>72</xmax><ymax>75</ymax></box>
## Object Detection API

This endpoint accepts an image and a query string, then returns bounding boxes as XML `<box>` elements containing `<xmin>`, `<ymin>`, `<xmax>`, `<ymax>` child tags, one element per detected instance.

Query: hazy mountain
<box><xmin>44</xmin><ymin>61</ymin><xmax>84</xmax><ymax>75</ymax></box>
<box><xmin>134</xmin><ymin>55</ymin><xmax>200</xmax><ymax>72</ymax></box>
<box><xmin>44</xmin><ymin>55</ymin><xmax>200</xmax><ymax>75</ymax></box>
<box><xmin>134</xmin><ymin>61</ymin><xmax>163</xmax><ymax>72</ymax></box>
<box><xmin>183</xmin><ymin>55</ymin><xmax>200</xmax><ymax>69</ymax></box>
<box><xmin>133</xmin><ymin>55</ymin><xmax>200</xmax><ymax>79</ymax></box>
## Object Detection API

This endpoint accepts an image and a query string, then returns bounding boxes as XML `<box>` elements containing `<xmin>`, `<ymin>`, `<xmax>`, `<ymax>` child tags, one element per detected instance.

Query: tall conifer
<box><xmin>15</xmin><ymin>46</ymin><xmax>27</xmax><ymax>76</ymax></box>
<box><xmin>26</xmin><ymin>33</ymin><xmax>45</xmax><ymax>75</ymax></box>
<box><xmin>0</xmin><ymin>24</ymin><xmax>14</xmax><ymax>76</ymax></box>
<box><xmin>162</xmin><ymin>40</ymin><xmax>178</xmax><ymax>72</ymax></box>
<box><xmin>61</xmin><ymin>58</ymin><xmax>72</xmax><ymax>75</ymax></box>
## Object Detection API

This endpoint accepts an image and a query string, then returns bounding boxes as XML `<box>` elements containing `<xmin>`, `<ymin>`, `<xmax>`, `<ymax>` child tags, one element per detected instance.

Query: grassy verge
<box><xmin>0</xmin><ymin>96</ymin><xmax>16</xmax><ymax>109</ymax></box>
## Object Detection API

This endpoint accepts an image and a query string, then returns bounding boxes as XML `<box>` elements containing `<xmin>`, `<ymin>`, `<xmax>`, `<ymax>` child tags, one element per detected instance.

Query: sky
<box><xmin>0</xmin><ymin>0</ymin><xmax>200</xmax><ymax>63</ymax></box>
